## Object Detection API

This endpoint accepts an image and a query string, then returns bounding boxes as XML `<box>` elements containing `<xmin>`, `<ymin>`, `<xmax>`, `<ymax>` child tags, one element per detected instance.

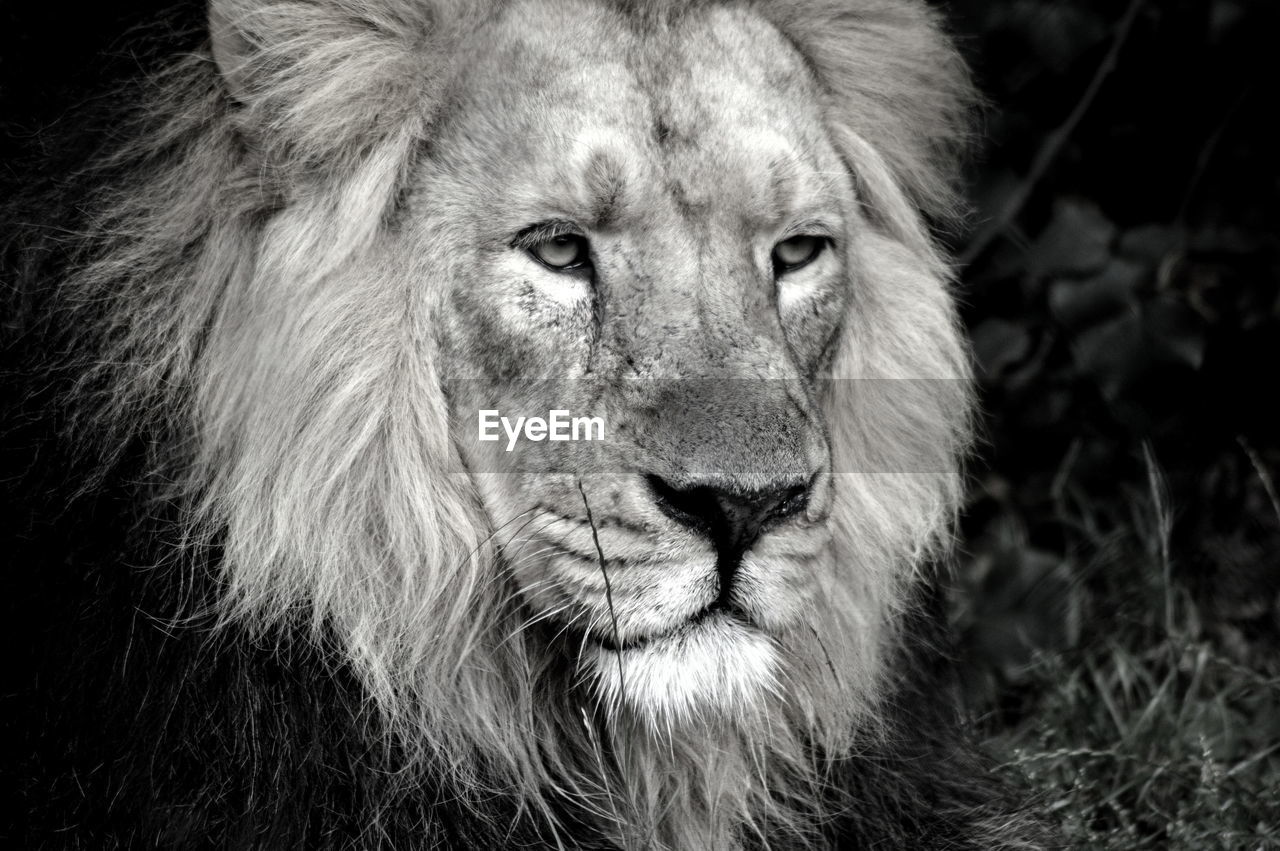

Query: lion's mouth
<box><xmin>593</xmin><ymin>601</ymin><xmax>754</xmax><ymax>653</ymax></box>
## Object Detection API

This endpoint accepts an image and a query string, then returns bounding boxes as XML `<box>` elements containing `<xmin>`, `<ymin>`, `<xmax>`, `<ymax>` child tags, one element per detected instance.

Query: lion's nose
<box><xmin>645</xmin><ymin>474</ymin><xmax>810</xmax><ymax>558</ymax></box>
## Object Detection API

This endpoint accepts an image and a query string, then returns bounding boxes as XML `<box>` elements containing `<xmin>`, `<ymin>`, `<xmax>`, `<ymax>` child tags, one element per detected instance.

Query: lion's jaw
<box><xmin>422</xmin><ymin>2</ymin><xmax>851</xmax><ymax>725</ymax></box>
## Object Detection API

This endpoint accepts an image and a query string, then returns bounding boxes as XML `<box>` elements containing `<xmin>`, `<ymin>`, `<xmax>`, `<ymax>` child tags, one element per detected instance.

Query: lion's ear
<box><xmin>758</xmin><ymin>0</ymin><xmax>976</xmax><ymax>231</ymax></box>
<box><xmin>206</xmin><ymin>0</ymin><xmax>442</xmax><ymax>168</ymax></box>
<box><xmin>208</xmin><ymin>0</ymin><xmax>256</xmax><ymax>103</ymax></box>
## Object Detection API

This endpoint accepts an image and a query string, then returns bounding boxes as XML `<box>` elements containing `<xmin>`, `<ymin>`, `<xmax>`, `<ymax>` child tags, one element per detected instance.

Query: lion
<box><xmin>1</xmin><ymin>0</ymin><xmax>1042</xmax><ymax>847</ymax></box>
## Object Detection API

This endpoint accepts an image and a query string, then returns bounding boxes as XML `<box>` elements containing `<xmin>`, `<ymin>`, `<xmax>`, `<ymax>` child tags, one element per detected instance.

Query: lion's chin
<box><xmin>588</xmin><ymin>611</ymin><xmax>780</xmax><ymax>726</ymax></box>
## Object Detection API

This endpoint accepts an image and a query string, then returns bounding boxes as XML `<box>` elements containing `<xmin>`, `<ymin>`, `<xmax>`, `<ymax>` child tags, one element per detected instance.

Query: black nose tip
<box><xmin>646</xmin><ymin>474</ymin><xmax>810</xmax><ymax>557</ymax></box>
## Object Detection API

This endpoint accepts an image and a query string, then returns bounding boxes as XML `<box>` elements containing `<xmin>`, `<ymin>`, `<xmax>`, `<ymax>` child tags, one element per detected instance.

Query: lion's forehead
<box><xmin>439</xmin><ymin>0</ymin><xmax>838</xmax><ymax>228</ymax></box>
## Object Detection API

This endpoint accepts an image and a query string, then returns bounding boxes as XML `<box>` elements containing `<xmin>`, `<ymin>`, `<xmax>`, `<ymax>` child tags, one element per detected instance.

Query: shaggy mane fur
<box><xmin>2</xmin><ymin>1</ymin><xmax>1044</xmax><ymax>848</ymax></box>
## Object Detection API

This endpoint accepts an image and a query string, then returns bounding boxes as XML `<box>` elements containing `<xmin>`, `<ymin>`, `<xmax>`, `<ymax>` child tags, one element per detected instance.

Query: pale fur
<box><xmin>56</xmin><ymin>0</ymin><xmax>977</xmax><ymax>847</ymax></box>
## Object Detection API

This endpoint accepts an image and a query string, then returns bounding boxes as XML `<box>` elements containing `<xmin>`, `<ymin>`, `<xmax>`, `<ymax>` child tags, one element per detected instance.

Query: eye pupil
<box><xmin>531</xmin><ymin>234</ymin><xmax>587</xmax><ymax>270</ymax></box>
<box><xmin>773</xmin><ymin>235</ymin><xmax>824</xmax><ymax>273</ymax></box>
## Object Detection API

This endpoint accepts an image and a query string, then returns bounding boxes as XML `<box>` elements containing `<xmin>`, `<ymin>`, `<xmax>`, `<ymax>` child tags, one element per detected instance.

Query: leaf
<box><xmin>1118</xmin><ymin>225</ymin><xmax>1184</xmax><ymax>264</ymax></box>
<box><xmin>1031</xmin><ymin>198</ymin><xmax>1117</xmax><ymax>278</ymax></box>
<box><xmin>1070</xmin><ymin>313</ymin><xmax>1144</xmax><ymax>401</ymax></box>
<box><xmin>1143</xmin><ymin>297</ymin><xmax>1206</xmax><ymax>370</ymax></box>
<box><xmin>972</xmin><ymin>317</ymin><xmax>1035</xmax><ymax>378</ymax></box>
<box><xmin>1049</xmin><ymin>257</ymin><xmax>1146</xmax><ymax>332</ymax></box>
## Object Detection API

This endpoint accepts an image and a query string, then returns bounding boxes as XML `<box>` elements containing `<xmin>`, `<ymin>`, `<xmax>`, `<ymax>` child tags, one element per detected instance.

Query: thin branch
<box><xmin>961</xmin><ymin>0</ymin><xmax>1145</xmax><ymax>267</ymax></box>
<box><xmin>1238</xmin><ymin>435</ymin><xmax>1280</xmax><ymax>526</ymax></box>
<box><xmin>1177</xmin><ymin>88</ymin><xmax>1249</xmax><ymax>224</ymax></box>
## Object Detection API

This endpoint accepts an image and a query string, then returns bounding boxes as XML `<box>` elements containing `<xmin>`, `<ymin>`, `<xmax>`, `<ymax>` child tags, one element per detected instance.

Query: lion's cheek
<box><xmin>733</xmin><ymin>545</ymin><xmax>832</xmax><ymax>632</ymax></box>
<box><xmin>440</xmin><ymin>279</ymin><xmax>593</xmax><ymax>380</ymax></box>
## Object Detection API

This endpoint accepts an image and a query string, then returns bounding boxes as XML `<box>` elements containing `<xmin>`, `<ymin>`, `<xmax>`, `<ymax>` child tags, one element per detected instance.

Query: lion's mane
<box><xmin>2</xmin><ymin>1</ymin><xmax>1042</xmax><ymax>848</ymax></box>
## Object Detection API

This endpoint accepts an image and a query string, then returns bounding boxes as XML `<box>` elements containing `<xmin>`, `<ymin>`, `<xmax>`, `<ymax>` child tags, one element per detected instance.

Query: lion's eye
<box><xmin>529</xmin><ymin>234</ymin><xmax>590</xmax><ymax>271</ymax></box>
<box><xmin>772</xmin><ymin>235</ymin><xmax>826</xmax><ymax>274</ymax></box>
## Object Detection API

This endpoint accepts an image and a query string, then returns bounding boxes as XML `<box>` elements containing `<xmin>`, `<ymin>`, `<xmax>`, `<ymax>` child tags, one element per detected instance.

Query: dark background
<box><xmin>4</xmin><ymin>1</ymin><xmax>1278</xmax><ymax>846</ymax></box>
<box><xmin>939</xmin><ymin>4</ymin><xmax>1280</xmax><ymax>844</ymax></box>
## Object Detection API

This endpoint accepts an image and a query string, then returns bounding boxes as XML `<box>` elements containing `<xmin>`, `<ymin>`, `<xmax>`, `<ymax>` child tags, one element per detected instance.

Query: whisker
<box><xmin>501</xmin><ymin>514</ymin><xmax>572</xmax><ymax>565</ymax></box>
<box><xmin>448</xmin><ymin>506</ymin><xmax>537</xmax><ymax>580</ymax></box>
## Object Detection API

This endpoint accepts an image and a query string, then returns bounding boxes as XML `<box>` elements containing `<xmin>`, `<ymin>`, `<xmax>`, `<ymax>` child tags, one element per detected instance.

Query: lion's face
<box><xmin>60</xmin><ymin>0</ymin><xmax>975</xmax><ymax>839</ymax></box>
<box><xmin>415</xmin><ymin>1</ymin><xmax>854</xmax><ymax>719</ymax></box>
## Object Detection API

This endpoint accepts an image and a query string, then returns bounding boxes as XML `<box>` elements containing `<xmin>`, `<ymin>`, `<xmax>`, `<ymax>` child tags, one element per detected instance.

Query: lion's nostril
<box><xmin>770</xmin><ymin>482</ymin><xmax>811</xmax><ymax>523</ymax></box>
<box><xmin>645</xmin><ymin>474</ymin><xmax>718</xmax><ymax>537</ymax></box>
<box><xmin>645</xmin><ymin>473</ymin><xmax>811</xmax><ymax>559</ymax></box>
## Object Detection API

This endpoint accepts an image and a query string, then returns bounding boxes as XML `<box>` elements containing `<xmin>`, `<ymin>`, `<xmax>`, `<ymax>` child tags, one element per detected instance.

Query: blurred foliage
<box><xmin>947</xmin><ymin>0</ymin><xmax>1280</xmax><ymax>845</ymax></box>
